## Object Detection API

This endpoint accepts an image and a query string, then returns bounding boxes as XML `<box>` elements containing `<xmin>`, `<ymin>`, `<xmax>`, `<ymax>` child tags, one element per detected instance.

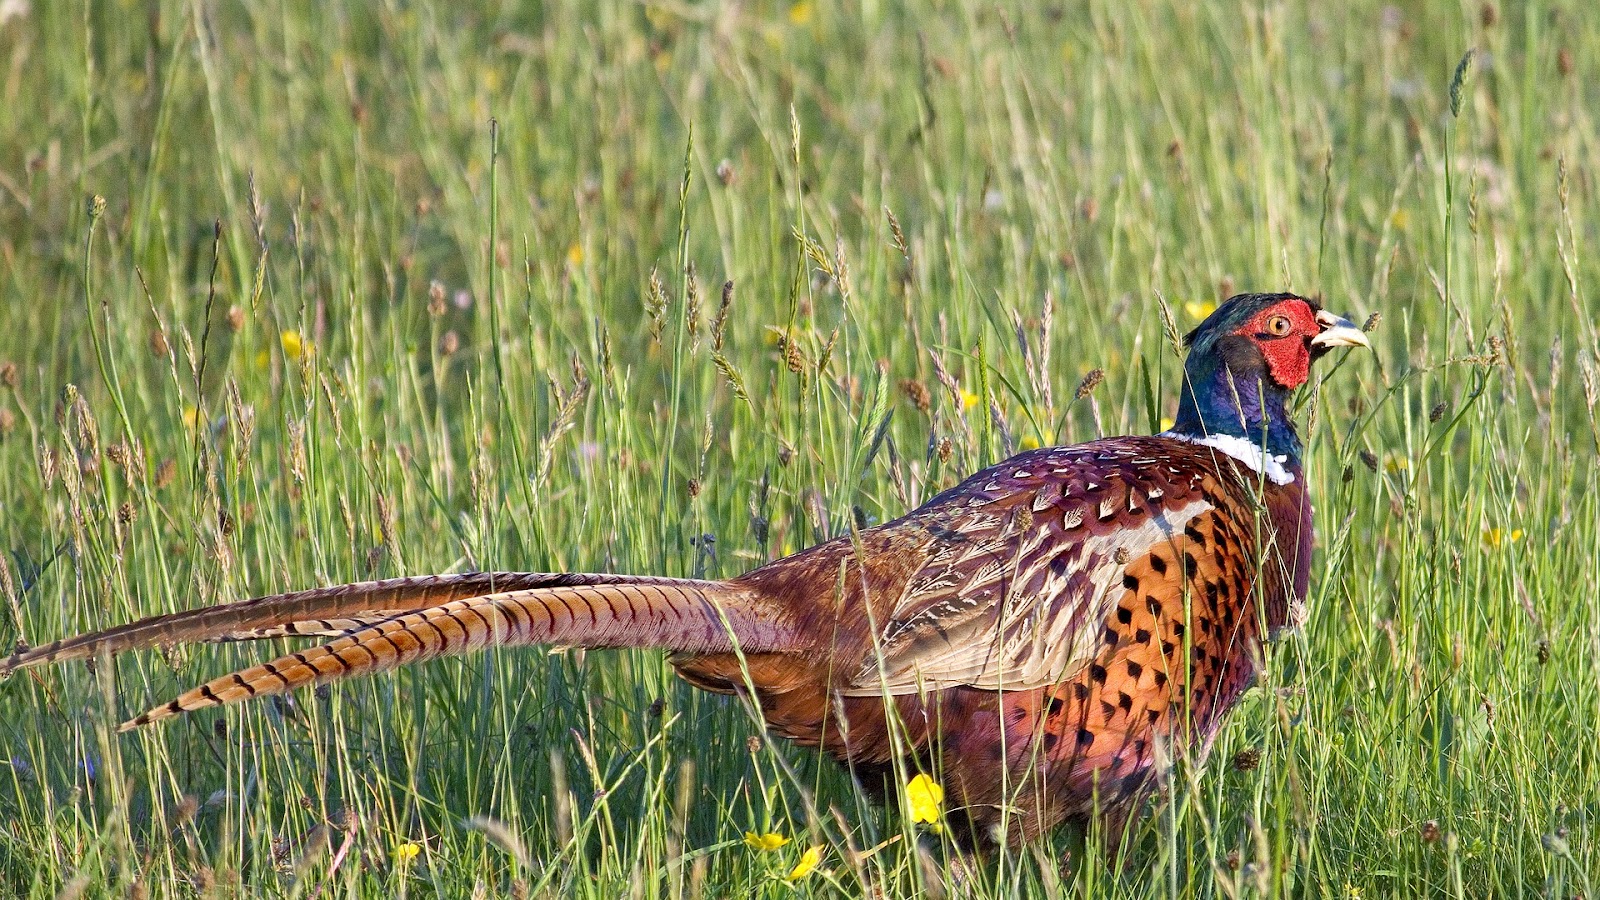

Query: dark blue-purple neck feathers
<box><xmin>1167</xmin><ymin>293</ymin><xmax>1306</xmax><ymax>465</ymax></box>
<box><xmin>1170</xmin><ymin>353</ymin><xmax>1302</xmax><ymax>463</ymax></box>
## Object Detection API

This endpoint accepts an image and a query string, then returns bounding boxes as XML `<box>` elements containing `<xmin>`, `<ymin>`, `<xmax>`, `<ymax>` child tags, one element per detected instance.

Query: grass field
<box><xmin>0</xmin><ymin>0</ymin><xmax>1596</xmax><ymax>896</ymax></box>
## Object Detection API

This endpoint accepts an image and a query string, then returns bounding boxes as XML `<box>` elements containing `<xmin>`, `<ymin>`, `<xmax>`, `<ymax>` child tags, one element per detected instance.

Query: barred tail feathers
<box><xmin>122</xmin><ymin>578</ymin><xmax>792</xmax><ymax>730</ymax></box>
<box><xmin>0</xmin><ymin>572</ymin><xmax>682</xmax><ymax>675</ymax></box>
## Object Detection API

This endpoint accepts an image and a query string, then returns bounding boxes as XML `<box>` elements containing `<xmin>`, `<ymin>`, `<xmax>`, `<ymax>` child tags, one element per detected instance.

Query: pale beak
<box><xmin>1311</xmin><ymin>309</ymin><xmax>1372</xmax><ymax>350</ymax></box>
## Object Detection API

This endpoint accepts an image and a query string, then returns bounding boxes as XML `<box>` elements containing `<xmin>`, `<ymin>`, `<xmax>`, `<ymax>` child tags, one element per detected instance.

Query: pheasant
<box><xmin>1</xmin><ymin>292</ymin><xmax>1368</xmax><ymax>849</ymax></box>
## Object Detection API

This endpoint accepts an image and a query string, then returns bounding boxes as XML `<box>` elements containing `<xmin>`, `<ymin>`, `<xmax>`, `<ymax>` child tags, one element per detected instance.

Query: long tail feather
<box><xmin>207</xmin><ymin>614</ymin><xmax>416</xmax><ymax>641</ymax></box>
<box><xmin>0</xmin><ymin>572</ymin><xmax>696</xmax><ymax>675</ymax></box>
<box><xmin>124</xmin><ymin>578</ymin><xmax>796</xmax><ymax>730</ymax></box>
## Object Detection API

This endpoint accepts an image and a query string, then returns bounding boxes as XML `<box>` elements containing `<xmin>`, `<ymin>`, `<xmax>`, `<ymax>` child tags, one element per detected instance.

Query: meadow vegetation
<box><xmin>0</xmin><ymin>1</ymin><xmax>1595</xmax><ymax>896</ymax></box>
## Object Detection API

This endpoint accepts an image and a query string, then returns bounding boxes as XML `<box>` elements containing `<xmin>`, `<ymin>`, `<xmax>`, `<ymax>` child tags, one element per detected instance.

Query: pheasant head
<box><xmin>1170</xmin><ymin>292</ymin><xmax>1369</xmax><ymax>467</ymax></box>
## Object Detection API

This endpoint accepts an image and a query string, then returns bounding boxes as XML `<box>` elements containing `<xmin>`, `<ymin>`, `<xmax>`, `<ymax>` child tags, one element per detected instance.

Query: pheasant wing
<box><xmin>844</xmin><ymin>442</ymin><xmax>1218</xmax><ymax>695</ymax></box>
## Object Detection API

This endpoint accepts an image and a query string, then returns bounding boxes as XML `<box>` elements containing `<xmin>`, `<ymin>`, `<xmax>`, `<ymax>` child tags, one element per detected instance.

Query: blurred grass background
<box><xmin>0</xmin><ymin>0</ymin><xmax>1595</xmax><ymax>896</ymax></box>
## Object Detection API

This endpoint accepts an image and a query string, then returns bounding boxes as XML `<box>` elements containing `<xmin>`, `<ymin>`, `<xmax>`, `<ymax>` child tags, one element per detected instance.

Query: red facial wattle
<box><xmin>1235</xmin><ymin>301</ymin><xmax>1319</xmax><ymax>389</ymax></box>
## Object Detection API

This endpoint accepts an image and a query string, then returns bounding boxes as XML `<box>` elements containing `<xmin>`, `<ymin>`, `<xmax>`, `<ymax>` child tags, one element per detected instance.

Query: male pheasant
<box><xmin>1</xmin><ymin>292</ymin><xmax>1368</xmax><ymax>848</ymax></box>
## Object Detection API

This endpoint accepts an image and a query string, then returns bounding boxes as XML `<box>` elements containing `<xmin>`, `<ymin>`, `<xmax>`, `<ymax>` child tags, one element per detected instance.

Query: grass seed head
<box><xmin>428</xmin><ymin>280</ymin><xmax>447</xmax><ymax>317</ymax></box>
<box><xmin>685</xmin><ymin>263</ymin><xmax>701</xmax><ymax>343</ymax></box>
<box><xmin>37</xmin><ymin>442</ymin><xmax>57</xmax><ymax>489</ymax></box>
<box><xmin>900</xmin><ymin>379</ymin><xmax>931</xmax><ymax>413</ymax></box>
<box><xmin>176</xmin><ymin>794</ymin><xmax>199</xmax><ymax>825</ymax></box>
<box><xmin>712</xmin><ymin>280</ymin><xmax>733</xmax><ymax>351</ymax></box>
<box><xmin>1075</xmin><ymin>369</ymin><xmax>1104</xmax><ymax>401</ymax></box>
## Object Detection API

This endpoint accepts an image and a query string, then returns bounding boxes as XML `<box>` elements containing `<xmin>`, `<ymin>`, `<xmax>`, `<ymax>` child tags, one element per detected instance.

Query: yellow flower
<box><xmin>1019</xmin><ymin>434</ymin><xmax>1041</xmax><ymax>451</ymax></box>
<box><xmin>787</xmin><ymin>845</ymin><xmax>823</xmax><ymax>881</ymax></box>
<box><xmin>1159</xmin><ymin>416</ymin><xmax>1175</xmax><ymax>432</ymax></box>
<box><xmin>280</xmin><ymin>330</ymin><xmax>305</xmax><ymax>360</ymax></box>
<box><xmin>1184</xmin><ymin>300</ymin><xmax>1217</xmax><ymax>322</ymax></box>
<box><xmin>1483</xmin><ymin>527</ymin><xmax>1523</xmax><ymax>548</ymax></box>
<box><xmin>566</xmin><ymin>242</ymin><xmax>584</xmax><ymax>267</ymax></box>
<box><xmin>905</xmin><ymin>774</ymin><xmax>944</xmax><ymax>824</ymax></box>
<box><xmin>1390</xmin><ymin>209</ymin><xmax>1410</xmax><ymax>231</ymax></box>
<box><xmin>181</xmin><ymin>405</ymin><xmax>200</xmax><ymax>431</ymax></box>
<box><xmin>959</xmin><ymin>389</ymin><xmax>980</xmax><ymax>410</ymax></box>
<box><xmin>392</xmin><ymin>841</ymin><xmax>421</xmax><ymax>864</ymax></box>
<box><xmin>744</xmin><ymin>831</ymin><xmax>789</xmax><ymax>852</ymax></box>
<box><xmin>787</xmin><ymin>1</ymin><xmax>814</xmax><ymax>25</ymax></box>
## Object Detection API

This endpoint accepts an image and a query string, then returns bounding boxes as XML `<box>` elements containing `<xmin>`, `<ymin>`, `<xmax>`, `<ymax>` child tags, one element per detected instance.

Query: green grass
<box><xmin>0</xmin><ymin>0</ymin><xmax>1596</xmax><ymax>895</ymax></box>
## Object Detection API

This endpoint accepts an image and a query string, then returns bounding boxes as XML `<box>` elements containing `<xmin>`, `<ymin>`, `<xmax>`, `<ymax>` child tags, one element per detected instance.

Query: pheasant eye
<box><xmin>1265</xmin><ymin>315</ymin><xmax>1292</xmax><ymax>337</ymax></box>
